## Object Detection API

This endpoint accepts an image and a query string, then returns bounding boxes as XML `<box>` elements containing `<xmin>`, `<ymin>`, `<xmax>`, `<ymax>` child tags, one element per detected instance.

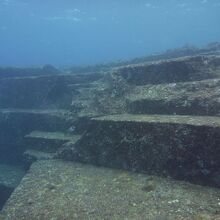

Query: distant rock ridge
<box><xmin>0</xmin><ymin>64</ymin><xmax>60</xmax><ymax>79</ymax></box>
<box><xmin>1</xmin><ymin>42</ymin><xmax>219</xmax><ymax>79</ymax></box>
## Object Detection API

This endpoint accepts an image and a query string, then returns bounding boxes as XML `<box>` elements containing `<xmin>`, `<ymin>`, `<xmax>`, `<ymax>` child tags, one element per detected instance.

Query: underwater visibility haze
<box><xmin>0</xmin><ymin>0</ymin><xmax>220</xmax><ymax>66</ymax></box>
<box><xmin>1</xmin><ymin>0</ymin><xmax>220</xmax><ymax>219</ymax></box>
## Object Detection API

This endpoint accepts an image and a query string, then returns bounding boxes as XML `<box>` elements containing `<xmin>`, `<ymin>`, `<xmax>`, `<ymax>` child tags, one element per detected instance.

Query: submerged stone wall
<box><xmin>117</xmin><ymin>56</ymin><xmax>220</xmax><ymax>85</ymax></box>
<box><xmin>0</xmin><ymin>72</ymin><xmax>103</xmax><ymax>109</ymax></box>
<box><xmin>58</xmin><ymin>115</ymin><xmax>220</xmax><ymax>187</ymax></box>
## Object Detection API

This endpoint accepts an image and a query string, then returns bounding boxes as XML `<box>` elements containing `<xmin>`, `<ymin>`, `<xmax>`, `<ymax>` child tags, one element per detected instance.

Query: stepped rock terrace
<box><xmin>1</xmin><ymin>44</ymin><xmax>220</xmax><ymax>219</ymax></box>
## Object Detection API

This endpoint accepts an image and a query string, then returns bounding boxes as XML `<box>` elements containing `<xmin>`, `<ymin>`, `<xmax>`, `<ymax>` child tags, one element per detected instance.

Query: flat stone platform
<box><xmin>1</xmin><ymin>160</ymin><xmax>220</xmax><ymax>220</ymax></box>
<box><xmin>25</xmin><ymin>131</ymin><xmax>80</xmax><ymax>142</ymax></box>
<box><xmin>0</xmin><ymin>108</ymin><xmax>69</xmax><ymax>115</ymax></box>
<box><xmin>92</xmin><ymin>114</ymin><xmax>220</xmax><ymax>127</ymax></box>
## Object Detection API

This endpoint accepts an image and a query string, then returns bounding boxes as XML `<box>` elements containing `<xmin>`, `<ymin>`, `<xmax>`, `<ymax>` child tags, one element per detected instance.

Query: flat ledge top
<box><xmin>1</xmin><ymin>160</ymin><xmax>220</xmax><ymax>220</ymax></box>
<box><xmin>23</xmin><ymin>150</ymin><xmax>55</xmax><ymax>160</ymax></box>
<box><xmin>0</xmin><ymin>108</ymin><xmax>69</xmax><ymax>115</ymax></box>
<box><xmin>92</xmin><ymin>114</ymin><xmax>220</xmax><ymax>127</ymax></box>
<box><xmin>25</xmin><ymin>131</ymin><xmax>81</xmax><ymax>142</ymax></box>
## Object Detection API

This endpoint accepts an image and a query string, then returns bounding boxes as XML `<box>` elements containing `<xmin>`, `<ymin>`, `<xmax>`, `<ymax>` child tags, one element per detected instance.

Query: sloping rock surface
<box><xmin>1</xmin><ymin>160</ymin><xmax>220</xmax><ymax>220</ymax></box>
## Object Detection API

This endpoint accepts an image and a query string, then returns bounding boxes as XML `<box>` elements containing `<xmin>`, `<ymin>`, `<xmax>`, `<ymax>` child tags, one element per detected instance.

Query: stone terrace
<box><xmin>1</xmin><ymin>45</ymin><xmax>220</xmax><ymax>219</ymax></box>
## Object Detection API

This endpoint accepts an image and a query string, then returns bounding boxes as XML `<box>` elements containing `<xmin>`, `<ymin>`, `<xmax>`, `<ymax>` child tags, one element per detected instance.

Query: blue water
<box><xmin>0</xmin><ymin>0</ymin><xmax>220</xmax><ymax>67</ymax></box>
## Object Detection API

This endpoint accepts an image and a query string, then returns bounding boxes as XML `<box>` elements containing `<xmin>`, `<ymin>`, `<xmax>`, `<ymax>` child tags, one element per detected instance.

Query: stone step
<box><xmin>1</xmin><ymin>160</ymin><xmax>220</xmax><ymax>219</ymax></box>
<box><xmin>0</xmin><ymin>164</ymin><xmax>25</xmax><ymax>210</ymax></box>
<box><xmin>0</xmin><ymin>108</ymin><xmax>72</xmax><ymax>115</ymax></box>
<box><xmin>23</xmin><ymin>150</ymin><xmax>55</xmax><ymax>161</ymax></box>
<box><xmin>58</xmin><ymin>114</ymin><xmax>220</xmax><ymax>187</ymax></box>
<box><xmin>67</xmin><ymin>82</ymin><xmax>98</xmax><ymax>89</ymax></box>
<box><xmin>116</xmin><ymin>55</ymin><xmax>220</xmax><ymax>85</ymax></box>
<box><xmin>25</xmin><ymin>131</ymin><xmax>81</xmax><ymax>153</ymax></box>
<box><xmin>0</xmin><ymin>108</ymin><xmax>76</xmax><ymax>166</ymax></box>
<box><xmin>93</xmin><ymin>114</ymin><xmax>220</xmax><ymax>126</ymax></box>
<box><xmin>126</xmin><ymin>78</ymin><xmax>220</xmax><ymax>116</ymax></box>
<box><xmin>22</xmin><ymin>150</ymin><xmax>55</xmax><ymax>169</ymax></box>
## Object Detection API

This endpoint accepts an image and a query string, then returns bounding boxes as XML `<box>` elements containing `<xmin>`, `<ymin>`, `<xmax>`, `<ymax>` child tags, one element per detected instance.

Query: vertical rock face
<box><xmin>0</xmin><ymin>75</ymin><xmax>74</xmax><ymax>109</ymax></box>
<box><xmin>58</xmin><ymin>115</ymin><xmax>220</xmax><ymax>187</ymax></box>
<box><xmin>117</xmin><ymin>56</ymin><xmax>220</xmax><ymax>85</ymax></box>
<box><xmin>126</xmin><ymin>78</ymin><xmax>220</xmax><ymax>116</ymax></box>
<box><xmin>0</xmin><ymin>71</ymin><xmax>103</xmax><ymax>109</ymax></box>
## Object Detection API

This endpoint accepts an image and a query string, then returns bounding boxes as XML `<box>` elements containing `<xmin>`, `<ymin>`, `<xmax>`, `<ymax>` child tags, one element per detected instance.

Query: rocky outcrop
<box><xmin>0</xmin><ymin>109</ymin><xmax>73</xmax><ymax>165</ymax></box>
<box><xmin>126</xmin><ymin>78</ymin><xmax>220</xmax><ymax>116</ymax></box>
<box><xmin>117</xmin><ymin>56</ymin><xmax>220</xmax><ymax>85</ymax></box>
<box><xmin>1</xmin><ymin>43</ymin><xmax>220</xmax><ymax>215</ymax></box>
<box><xmin>58</xmin><ymin>114</ymin><xmax>220</xmax><ymax>187</ymax></box>
<box><xmin>0</xmin><ymin>72</ymin><xmax>102</xmax><ymax>109</ymax></box>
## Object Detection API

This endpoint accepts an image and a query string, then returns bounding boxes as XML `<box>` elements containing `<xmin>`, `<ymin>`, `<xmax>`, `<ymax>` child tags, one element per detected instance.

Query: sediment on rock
<box><xmin>58</xmin><ymin>114</ymin><xmax>220</xmax><ymax>187</ymax></box>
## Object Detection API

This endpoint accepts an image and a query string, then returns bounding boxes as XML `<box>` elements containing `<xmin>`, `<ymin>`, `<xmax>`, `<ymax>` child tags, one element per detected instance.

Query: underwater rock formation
<box><xmin>58</xmin><ymin>114</ymin><xmax>220</xmax><ymax>187</ymax></box>
<box><xmin>1</xmin><ymin>43</ymin><xmax>220</xmax><ymax>218</ymax></box>
<box><xmin>117</xmin><ymin>56</ymin><xmax>220</xmax><ymax>85</ymax></box>
<box><xmin>1</xmin><ymin>160</ymin><xmax>220</xmax><ymax>220</ymax></box>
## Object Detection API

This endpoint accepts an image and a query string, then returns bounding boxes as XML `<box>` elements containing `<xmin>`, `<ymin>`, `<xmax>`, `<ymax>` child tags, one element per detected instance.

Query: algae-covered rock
<box><xmin>1</xmin><ymin>160</ymin><xmax>220</xmax><ymax>220</ymax></box>
<box><xmin>58</xmin><ymin>114</ymin><xmax>220</xmax><ymax>187</ymax></box>
<box><xmin>117</xmin><ymin>56</ymin><xmax>220</xmax><ymax>85</ymax></box>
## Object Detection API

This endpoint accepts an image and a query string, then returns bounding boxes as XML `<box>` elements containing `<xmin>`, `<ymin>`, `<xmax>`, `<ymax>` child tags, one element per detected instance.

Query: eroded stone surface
<box><xmin>117</xmin><ymin>56</ymin><xmax>220</xmax><ymax>85</ymax></box>
<box><xmin>58</xmin><ymin>114</ymin><xmax>220</xmax><ymax>187</ymax></box>
<box><xmin>1</xmin><ymin>160</ymin><xmax>220</xmax><ymax>220</ymax></box>
<box><xmin>126</xmin><ymin>78</ymin><xmax>220</xmax><ymax>116</ymax></box>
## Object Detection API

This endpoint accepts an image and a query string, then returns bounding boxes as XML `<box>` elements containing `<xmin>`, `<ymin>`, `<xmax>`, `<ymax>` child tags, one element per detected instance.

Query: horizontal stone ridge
<box><xmin>24</xmin><ymin>131</ymin><xmax>81</xmax><ymax>154</ymax></box>
<box><xmin>0</xmin><ymin>108</ymin><xmax>69</xmax><ymax>115</ymax></box>
<box><xmin>25</xmin><ymin>131</ymin><xmax>80</xmax><ymax>142</ymax></box>
<box><xmin>93</xmin><ymin>114</ymin><xmax>220</xmax><ymax>127</ymax></box>
<box><xmin>23</xmin><ymin>150</ymin><xmax>55</xmax><ymax>161</ymax></box>
<box><xmin>1</xmin><ymin>160</ymin><xmax>220</xmax><ymax>220</ymax></box>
